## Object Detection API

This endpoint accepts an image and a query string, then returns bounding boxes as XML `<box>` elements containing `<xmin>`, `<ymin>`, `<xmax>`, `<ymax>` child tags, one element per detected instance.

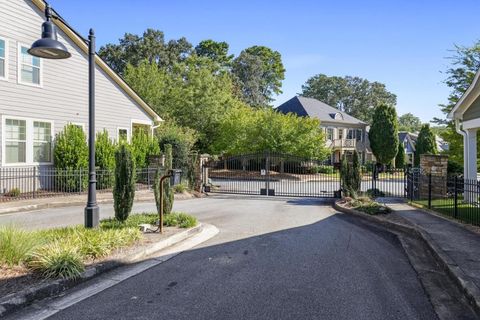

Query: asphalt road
<box><xmin>8</xmin><ymin>195</ymin><xmax>438</xmax><ymax>320</ymax></box>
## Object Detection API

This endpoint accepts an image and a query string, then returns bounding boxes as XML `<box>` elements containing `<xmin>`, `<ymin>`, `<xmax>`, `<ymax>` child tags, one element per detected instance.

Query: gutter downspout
<box><xmin>455</xmin><ymin>118</ymin><xmax>469</xmax><ymax>179</ymax></box>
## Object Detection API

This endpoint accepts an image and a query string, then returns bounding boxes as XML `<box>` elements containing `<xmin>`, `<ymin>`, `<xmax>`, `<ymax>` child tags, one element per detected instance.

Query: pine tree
<box><xmin>154</xmin><ymin>144</ymin><xmax>174</xmax><ymax>217</ymax></box>
<box><xmin>395</xmin><ymin>140</ymin><xmax>406</xmax><ymax>168</ymax></box>
<box><xmin>351</xmin><ymin>151</ymin><xmax>361</xmax><ymax>194</ymax></box>
<box><xmin>369</xmin><ymin>104</ymin><xmax>399</xmax><ymax>165</ymax></box>
<box><xmin>113</xmin><ymin>144</ymin><xmax>136</xmax><ymax>222</ymax></box>
<box><xmin>414</xmin><ymin>124</ymin><xmax>437</xmax><ymax>166</ymax></box>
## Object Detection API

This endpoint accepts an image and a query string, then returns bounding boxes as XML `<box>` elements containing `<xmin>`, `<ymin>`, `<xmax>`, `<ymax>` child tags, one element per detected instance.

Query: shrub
<box><xmin>131</xmin><ymin>130</ymin><xmax>160</xmax><ymax>169</ymax></box>
<box><xmin>5</xmin><ymin>188</ymin><xmax>21</xmax><ymax>197</ymax></box>
<box><xmin>317</xmin><ymin>166</ymin><xmax>334</xmax><ymax>174</ymax></box>
<box><xmin>156</xmin><ymin>122</ymin><xmax>197</xmax><ymax>171</ymax></box>
<box><xmin>163</xmin><ymin>212</ymin><xmax>197</xmax><ymax>228</ymax></box>
<box><xmin>28</xmin><ymin>242</ymin><xmax>84</xmax><ymax>279</ymax></box>
<box><xmin>95</xmin><ymin>130</ymin><xmax>116</xmax><ymax>189</ymax></box>
<box><xmin>0</xmin><ymin>226</ymin><xmax>41</xmax><ymax>266</ymax></box>
<box><xmin>366</xmin><ymin>188</ymin><xmax>386</xmax><ymax>198</ymax></box>
<box><xmin>113</xmin><ymin>144</ymin><xmax>136</xmax><ymax>222</ymax></box>
<box><xmin>340</xmin><ymin>152</ymin><xmax>361</xmax><ymax>197</ymax></box>
<box><xmin>154</xmin><ymin>144</ymin><xmax>174</xmax><ymax>217</ymax></box>
<box><xmin>173</xmin><ymin>183</ymin><xmax>188</xmax><ymax>193</ymax></box>
<box><xmin>54</xmin><ymin>124</ymin><xmax>88</xmax><ymax>191</ymax></box>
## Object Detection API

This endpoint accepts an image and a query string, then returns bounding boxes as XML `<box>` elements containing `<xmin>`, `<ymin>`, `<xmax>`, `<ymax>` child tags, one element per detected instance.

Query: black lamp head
<box><xmin>28</xmin><ymin>5</ymin><xmax>71</xmax><ymax>59</ymax></box>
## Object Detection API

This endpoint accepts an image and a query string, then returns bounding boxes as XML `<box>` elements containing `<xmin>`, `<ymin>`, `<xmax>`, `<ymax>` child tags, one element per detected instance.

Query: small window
<box><xmin>118</xmin><ymin>128</ymin><xmax>128</xmax><ymax>142</ymax></box>
<box><xmin>5</xmin><ymin>119</ymin><xmax>27</xmax><ymax>164</ymax></box>
<box><xmin>356</xmin><ymin>129</ymin><xmax>362</xmax><ymax>141</ymax></box>
<box><xmin>19</xmin><ymin>45</ymin><xmax>41</xmax><ymax>85</ymax></box>
<box><xmin>0</xmin><ymin>38</ymin><xmax>6</xmax><ymax>79</ymax></box>
<box><xmin>33</xmin><ymin>121</ymin><xmax>52</xmax><ymax>163</ymax></box>
<box><xmin>347</xmin><ymin>129</ymin><xmax>355</xmax><ymax>140</ymax></box>
<box><xmin>338</xmin><ymin>129</ymin><xmax>344</xmax><ymax>140</ymax></box>
<box><xmin>327</xmin><ymin>128</ymin><xmax>334</xmax><ymax>141</ymax></box>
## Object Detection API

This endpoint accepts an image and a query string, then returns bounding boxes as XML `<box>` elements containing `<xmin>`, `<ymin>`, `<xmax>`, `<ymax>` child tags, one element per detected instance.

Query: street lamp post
<box><xmin>29</xmin><ymin>5</ymin><xmax>99</xmax><ymax>228</ymax></box>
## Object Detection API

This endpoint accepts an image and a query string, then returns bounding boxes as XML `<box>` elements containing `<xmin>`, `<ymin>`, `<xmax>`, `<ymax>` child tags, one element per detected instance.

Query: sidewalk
<box><xmin>0</xmin><ymin>190</ymin><xmax>197</xmax><ymax>215</ymax></box>
<box><xmin>379</xmin><ymin>198</ymin><xmax>480</xmax><ymax>311</ymax></box>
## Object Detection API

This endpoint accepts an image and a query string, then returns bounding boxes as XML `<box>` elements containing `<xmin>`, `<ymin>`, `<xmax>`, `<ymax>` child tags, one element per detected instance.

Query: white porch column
<box><xmin>465</xmin><ymin>128</ymin><xmax>477</xmax><ymax>202</ymax></box>
<box><xmin>466</xmin><ymin>128</ymin><xmax>477</xmax><ymax>180</ymax></box>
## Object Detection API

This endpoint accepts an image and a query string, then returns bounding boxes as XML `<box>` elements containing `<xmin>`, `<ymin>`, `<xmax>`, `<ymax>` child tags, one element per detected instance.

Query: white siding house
<box><xmin>0</xmin><ymin>0</ymin><xmax>162</xmax><ymax>168</ymax></box>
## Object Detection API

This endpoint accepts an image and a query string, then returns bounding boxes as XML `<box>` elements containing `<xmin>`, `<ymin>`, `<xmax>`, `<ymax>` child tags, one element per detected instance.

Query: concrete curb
<box><xmin>333</xmin><ymin>200</ymin><xmax>480</xmax><ymax>315</ymax></box>
<box><xmin>0</xmin><ymin>223</ymin><xmax>206</xmax><ymax>318</ymax></box>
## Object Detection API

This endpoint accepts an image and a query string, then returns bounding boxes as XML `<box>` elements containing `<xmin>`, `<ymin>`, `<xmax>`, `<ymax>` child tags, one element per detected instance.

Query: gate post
<box><xmin>265</xmin><ymin>151</ymin><xmax>270</xmax><ymax>196</ymax></box>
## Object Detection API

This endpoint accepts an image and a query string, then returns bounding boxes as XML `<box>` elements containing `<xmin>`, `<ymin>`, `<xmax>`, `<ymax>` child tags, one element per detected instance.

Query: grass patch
<box><xmin>413</xmin><ymin>198</ymin><xmax>480</xmax><ymax>226</ymax></box>
<box><xmin>102</xmin><ymin>212</ymin><xmax>198</xmax><ymax>229</ymax></box>
<box><xmin>173</xmin><ymin>183</ymin><xmax>188</xmax><ymax>193</ymax></box>
<box><xmin>0</xmin><ymin>226</ymin><xmax>42</xmax><ymax>266</ymax></box>
<box><xmin>28</xmin><ymin>242</ymin><xmax>84</xmax><ymax>279</ymax></box>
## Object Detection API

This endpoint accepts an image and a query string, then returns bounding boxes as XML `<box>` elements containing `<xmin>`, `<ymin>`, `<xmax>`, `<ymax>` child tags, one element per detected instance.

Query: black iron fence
<box><xmin>0</xmin><ymin>167</ymin><xmax>158</xmax><ymax>202</ymax></box>
<box><xmin>360</xmin><ymin>165</ymin><xmax>406</xmax><ymax>198</ymax></box>
<box><xmin>406</xmin><ymin>170</ymin><xmax>480</xmax><ymax>226</ymax></box>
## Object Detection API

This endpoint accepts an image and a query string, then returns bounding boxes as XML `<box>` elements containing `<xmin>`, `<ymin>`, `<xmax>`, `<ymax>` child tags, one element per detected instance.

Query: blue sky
<box><xmin>48</xmin><ymin>0</ymin><xmax>480</xmax><ymax>122</ymax></box>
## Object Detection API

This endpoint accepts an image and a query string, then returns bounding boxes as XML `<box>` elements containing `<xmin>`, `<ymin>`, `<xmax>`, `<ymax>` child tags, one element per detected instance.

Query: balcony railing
<box><xmin>332</xmin><ymin>139</ymin><xmax>356</xmax><ymax>149</ymax></box>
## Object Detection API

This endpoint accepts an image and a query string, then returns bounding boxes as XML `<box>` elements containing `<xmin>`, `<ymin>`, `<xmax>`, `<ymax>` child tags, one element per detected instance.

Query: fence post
<box><xmin>428</xmin><ymin>173</ymin><xmax>432</xmax><ymax>209</ymax></box>
<box><xmin>33</xmin><ymin>167</ymin><xmax>36</xmax><ymax>199</ymax></box>
<box><xmin>403</xmin><ymin>167</ymin><xmax>406</xmax><ymax>198</ymax></box>
<box><xmin>79</xmin><ymin>168</ymin><xmax>82</xmax><ymax>193</ymax></box>
<box><xmin>454</xmin><ymin>175</ymin><xmax>458</xmax><ymax>218</ymax></box>
<box><xmin>371</xmin><ymin>163</ymin><xmax>375</xmax><ymax>196</ymax></box>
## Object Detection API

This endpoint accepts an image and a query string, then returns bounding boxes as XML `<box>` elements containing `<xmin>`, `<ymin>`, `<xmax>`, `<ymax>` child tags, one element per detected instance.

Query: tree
<box><xmin>131</xmin><ymin>130</ymin><xmax>160</xmax><ymax>169</ymax></box>
<box><xmin>156</xmin><ymin>121</ymin><xmax>197</xmax><ymax>170</ymax></box>
<box><xmin>98</xmin><ymin>29</ymin><xmax>192</xmax><ymax>75</ymax></box>
<box><xmin>398</xmin><ymin>113</ymin><xmax>422</xmax><ymax>132</ymax></box>
<box><xmin>414</xmin><ymin>124</ymin><xmax>437</xmax><ymax>166</ymax></box>
<box><xmin>195</xmin><ymin>40</ymin><xmax>233</xmax><ymax>66</ymax></box>
<box><xmin>301</xmin><ymin>74</ymin><xmax>397</xmax><ymax>123</ymax></box>
<box><xmin>124</xmin><ymin>57</ymin><xmax>241</xmax><ymax>152</ymax></box>
<box><xmin>395</xmin><ymin>140</ymin><xmax>405</xmax><ymax>168</ymax></box>
<box><xmin>232</xmin><ymin>46</ymin><xmax>285</xmax><ymax>107</ymax></box>
<box><xmin>434</xmin><ymin>41</ymin><xmax>480</xmax><ymax>169</ymax></box>
<box><xmin>369</xmin><ymin>105</ymin><xmax>399</xmax><ymax>165</ymax></box>
<box><xmin>113</xmin><ymin>144</ymin><xmax>136</xmax><ymax>222</ymax></box>
<box><xmin>95</xmin><ymin>130</ymin><xmax>116</xmax><ymax>189</ymax></box>
<box><xmin>351</xmin><ymin>151</ymin><xmax>361</xmax><ymax>194</ymax></box>
<box><xmin>212</xmin><ymin>105</ymin><xmax>329</xmax><ymax>159</ymax></box>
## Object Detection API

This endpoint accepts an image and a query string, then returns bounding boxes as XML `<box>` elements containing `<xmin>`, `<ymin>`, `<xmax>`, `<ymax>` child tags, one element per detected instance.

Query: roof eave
<box><xmin>31</xmin><ymin>0</ymin><xmax>163</xmax><ymax>123</ymax></box>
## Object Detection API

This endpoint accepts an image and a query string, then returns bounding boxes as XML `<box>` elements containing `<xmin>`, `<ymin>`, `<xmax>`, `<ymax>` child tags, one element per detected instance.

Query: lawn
<box><xmin>413</xmin><ymin>198</ymin><xmax>480</xmax><ymax>226</ymax></box>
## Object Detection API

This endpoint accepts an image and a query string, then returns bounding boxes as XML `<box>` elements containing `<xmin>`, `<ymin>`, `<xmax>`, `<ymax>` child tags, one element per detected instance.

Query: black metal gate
<box><xmin>202</xmin><ymin>152</ymin><xmax>341</xmax><ymax>198</ymax></box>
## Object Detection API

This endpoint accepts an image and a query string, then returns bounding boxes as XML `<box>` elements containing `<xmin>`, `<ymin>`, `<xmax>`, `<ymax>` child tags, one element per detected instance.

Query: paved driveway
<box><xmin>4</xmin><ymin>195</ymin><xmax>437</xmax><ymax>320</ymax></box>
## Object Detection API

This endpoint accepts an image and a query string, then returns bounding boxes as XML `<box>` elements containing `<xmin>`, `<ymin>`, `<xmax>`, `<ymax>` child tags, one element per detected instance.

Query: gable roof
<box><xmin>398</xmin><ymin>132</ymin><xmax>409</xmax><ymax>142</ymax></box>
<box><xmin>448</xmin><ymin>67</ymin><xmax>480</xmax><ymax>120</ymax></box>
<box><xmin>31</xmin><ymin>0</ymin><xmax>162</xmax><ymax>122</ymax></box>
<box><xmin>276</xmin><ymin>96</ymin><xmax>365</xmax><ymax>125</ymax></box>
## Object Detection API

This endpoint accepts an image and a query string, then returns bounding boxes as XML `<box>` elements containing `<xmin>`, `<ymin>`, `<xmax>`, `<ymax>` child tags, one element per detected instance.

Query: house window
<box><xmin>0</xmin><ymin>37</ymin><xmax>7</xmax><ymax>80</ymax></box>
<box><xmin>338</xmin><ymin>129</ymin><xmax>344</xmax><ymax>140</ymax></box>
<box><xmin>118</xmin><ymin>128</ymin><xmax>128</xmax><ymax>142</ymax></box>
<box><xmin>347</xmin><ymin>129</ymin><xmax>355</xmax><ymax>140</ymax></box>
<box><xmin>19</xmin><ymin>45</ymin><xmax>41</xmax><ymax>85</ymax></box>
<box><xmin>5</xmin><ymin>119</ymin><xmax>26</xmax><ymax>164</ymax></box>
<box><xmin>356</xmin><ymin>129</ymin><xmax>362</xmax><ymax>141</ymax></box>
<box><xmin>327</xmin><ymin>128</ymin><xmax>334</xmax><ymax>141</ymax></box>
<box><xmin>33</xmin><ymin>121</ymin><xmax>52</xmax><ymax>163</ymax></box>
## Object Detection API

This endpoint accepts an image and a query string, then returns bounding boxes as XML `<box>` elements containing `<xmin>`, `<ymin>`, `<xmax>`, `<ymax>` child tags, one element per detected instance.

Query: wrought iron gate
<box><xmin>202</xmin><ymin>152</ymin><xmax>341</xmax><ymax>198</ymax></box>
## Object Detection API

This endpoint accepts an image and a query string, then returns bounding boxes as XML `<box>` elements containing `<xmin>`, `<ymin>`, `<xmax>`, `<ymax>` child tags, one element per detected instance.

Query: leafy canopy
<box><xmin>212</xmin><ymin>105</ymin><xmax>329</xmax><ymax>160</ymax></box>
<box><xmin>398</xmin><ymin>113</ymin><xmax>422</xmax><ymax>132</ymax></box>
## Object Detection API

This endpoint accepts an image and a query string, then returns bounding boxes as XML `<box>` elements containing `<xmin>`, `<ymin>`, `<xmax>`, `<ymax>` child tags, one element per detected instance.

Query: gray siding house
<box><xmin>276</xmin><ymin>96</ymin><xmax>374</xmax><ymax>165</ymax></box>
<box><xmin>0</xmin><ymin>0</ymin><xmax>162</xmax><ymax>168</ymax></box>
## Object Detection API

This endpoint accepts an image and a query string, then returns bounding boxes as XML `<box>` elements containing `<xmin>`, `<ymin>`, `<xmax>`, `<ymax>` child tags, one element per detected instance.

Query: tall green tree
<box><xmin>124</xmin><ymin>57</ymin><xmax>241</xmax><ymax>152</ymax></box>
<box><xmin>98</xmin><ymin>29</ymin><xmax>192</xmax><ymax>75</ymax></box>
<box><xmin>232</xmin><ymin>46</ymin><xmax>285</xmax><ymax>107</ymax></box>
<box><xmin>195</xmin><ymin>40</ymin><xmax>233</xmax><ymax>66</ymax></box>
<box><xmin>395</xmin><ymin>140</ymin><xmax>406</xmax><ymax>168</ymax></box>
<box><xmin>414</xmin><ymin>124</ymin><xmax>437</xmax><ymax>166</ymax></box>
<box><xmin>301</xmin><ymin>74</ymin><xmax>397</xmax><ymax>123</ymax></box>
<box><xmin>398</xmin><ymin>113</ymin><xmax>422</xmax><ymax>132</ymax></box>
<box><xmin>369</xmin><ymin>105</ymin><xmax>399</xmax><ymax>165</ymax></box>
<box><xmin>113</xmin><ymin>144</ymin><xmax>136</xmax><ymax>222</ymax></box>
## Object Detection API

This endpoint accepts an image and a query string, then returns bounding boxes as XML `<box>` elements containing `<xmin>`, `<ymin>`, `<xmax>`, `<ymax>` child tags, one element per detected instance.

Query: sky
<box><xmin>48</xmin><ymin>0</ymin><xmax>480</xmax><ymax>123</ymax></box>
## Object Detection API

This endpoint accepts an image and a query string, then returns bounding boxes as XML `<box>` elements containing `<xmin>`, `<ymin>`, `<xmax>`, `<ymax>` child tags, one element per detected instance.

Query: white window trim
<box><xmin>131</xmin><ymin>119</ymin><xmax>153</xmax><ymax>133</ymax></box>
<box><xmin>17</xmin><ymin>43</ymin><xmax>43</xmax><ymax>88</ymax></box>
<box><xmin>0</xmin><ymin>36</ymin><xmax>9</xmax><ymax>81</ymax></box>
<box><xmin>117</xmin><ymin>127</ymin><xmax>130</xmax><ymax>142</ymax></box>
<box><xmin>1</xmin><ymin>115</ymin><xmax>54</xmax><ymax>166</ymax></box>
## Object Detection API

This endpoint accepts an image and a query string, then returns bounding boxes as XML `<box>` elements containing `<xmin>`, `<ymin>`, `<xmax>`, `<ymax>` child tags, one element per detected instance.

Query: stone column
<box><xmin>419</xmin><ymin>154</ymin><xmax>448</xmax><ymax>199</ymax></box>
